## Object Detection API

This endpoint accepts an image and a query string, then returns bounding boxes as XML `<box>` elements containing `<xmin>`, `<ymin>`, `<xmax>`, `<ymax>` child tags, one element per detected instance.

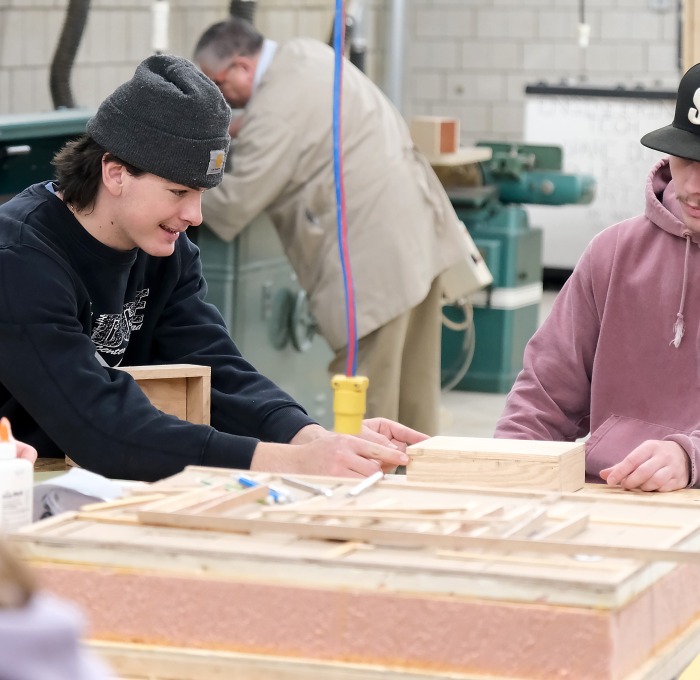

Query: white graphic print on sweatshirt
<box><xmin>91</xmin><ymin>289</ymin><xmax>149</xmax><ymax>364</ymax></box>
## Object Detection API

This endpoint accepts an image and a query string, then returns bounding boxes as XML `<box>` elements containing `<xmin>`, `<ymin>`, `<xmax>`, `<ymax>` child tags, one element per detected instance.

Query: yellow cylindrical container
<box><xmin>331</xmin><ymin>374</ymin><xmax>369</xmax><ymax>434</ymax></box>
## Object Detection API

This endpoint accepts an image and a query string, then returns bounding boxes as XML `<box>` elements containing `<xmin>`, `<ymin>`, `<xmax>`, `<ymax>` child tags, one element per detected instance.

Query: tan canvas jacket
<box><xmin>202</xmin><ymin>38</ymin><xmax>470</xmax><ymax>351</ymax></box>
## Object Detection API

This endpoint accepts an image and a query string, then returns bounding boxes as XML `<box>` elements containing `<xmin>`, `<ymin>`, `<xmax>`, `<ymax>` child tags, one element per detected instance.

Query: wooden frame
<box><xmin>117</xmin><ymin>364</ymin><xmax>211</xmax><ymax>426</ymax></box>
<box><xmin>20</xmin><ymin>467</ymin><xmax>700</xmax><ymax>680</ymax></box>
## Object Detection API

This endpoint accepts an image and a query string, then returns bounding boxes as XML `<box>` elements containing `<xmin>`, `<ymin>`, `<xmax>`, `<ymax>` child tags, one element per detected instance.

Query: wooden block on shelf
<box><xmin>117</xmin><ymin>364</ymin><xmax>211</xmax><ymax>426</ymax></box>
<box><xmin>406</xmin><ymin>436</ymin><xmax>585</xmax><ymax>492</ymax></box>
<box><xmin>409</xmin><ymin>116</ymin><xmax>460</xmax><ymax>156</ymax></box>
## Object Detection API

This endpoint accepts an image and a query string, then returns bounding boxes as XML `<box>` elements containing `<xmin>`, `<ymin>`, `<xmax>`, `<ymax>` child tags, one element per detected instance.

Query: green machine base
<box><xmin>442</xmin><ymin>303</ymin><xmax>539</xmax><ymax>393</ymax></box>
<box><xmin>440</xmin><ymin>142</ymin><xmax>593</xmax><ymax>394</ymax></box>
<box><xmin>442</xmin><ymin>189</ymin><xmax>543</xmax><ymax>394</ymax></box>
<box><xmin>0</xmin><ymin>110</ymin><xmax>92</xmax><ymax>199</ymax></box>
<box><xmin>195</xmin><ymin>217</ymin><xmax>333</xmax><ymax>428</ymax></box>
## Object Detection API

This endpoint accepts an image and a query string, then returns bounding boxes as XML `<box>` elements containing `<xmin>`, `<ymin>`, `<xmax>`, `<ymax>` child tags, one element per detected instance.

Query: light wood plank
<box><xmin>118</xmin><ymin>365</ymin><xmax>211</xmax><ymax>380</ymax></box>
<box><xmin>407</xmin><ymin>436</ymin><xmax>585</xmax><ymax>492</ymax></box>
<box><xmin>91</xmin><ymin>641</ymin><xmax>493</xmax><ymax>680</ymax></box>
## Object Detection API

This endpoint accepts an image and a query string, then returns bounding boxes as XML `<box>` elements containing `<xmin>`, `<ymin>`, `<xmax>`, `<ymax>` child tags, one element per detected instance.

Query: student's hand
<box><xmin>599</xmin><ymin>440</ymin><xmax>689</xmax><ymax>492</ymax></box>
<box><xmin>359</xmin><ymin>417</ymin><xmax>429</xmax><ymax>452</ymax></box>
<box><xmin>0</xmin><ymin>417</ymin><xmax>37</xmax><ymax>465</ymax></box>
<box><xmin>251</xmin><ymin>429</ymin><xmax>409</xmax><ymax>477</ymax></box>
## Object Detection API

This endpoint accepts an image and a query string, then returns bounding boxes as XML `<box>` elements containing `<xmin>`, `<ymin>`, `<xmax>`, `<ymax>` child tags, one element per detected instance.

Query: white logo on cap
<box><xmin>688</xmin><ymin>88</ymin><xmax>700</xmax><ymax>125</ymax></box>
<box><xmin>207</xmin><ymin>149</ymin><xmax>225</xmax><ymax>175</ymax></box>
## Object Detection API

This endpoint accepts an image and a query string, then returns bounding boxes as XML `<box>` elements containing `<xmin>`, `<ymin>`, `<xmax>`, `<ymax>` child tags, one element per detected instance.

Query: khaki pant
<box><xmin>329</xmin><ymin>277</ymin><xmax>443</xmax><ymax>435</ymax></box>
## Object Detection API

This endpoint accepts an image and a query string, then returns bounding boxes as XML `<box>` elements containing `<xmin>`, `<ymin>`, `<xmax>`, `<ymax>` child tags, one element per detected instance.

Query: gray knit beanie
<box><xmin>86</xmin><ymin>54</ymin><xmax>231</xmax><ymax>189</ymax></box>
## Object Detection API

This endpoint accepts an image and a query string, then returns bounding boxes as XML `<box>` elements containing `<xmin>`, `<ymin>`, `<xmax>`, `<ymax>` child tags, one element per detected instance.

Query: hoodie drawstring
<box><xmin>671</xmin><ymin>232</ymin><xmax>692</xmax><ymax>348</ymax></box>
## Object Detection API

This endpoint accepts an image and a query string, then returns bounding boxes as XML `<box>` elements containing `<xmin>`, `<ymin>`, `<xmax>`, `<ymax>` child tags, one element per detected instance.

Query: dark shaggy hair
<box><xmin>51</xmin><ymin>135</ymin><xmax>144</xmax><ymax>212</ymax></box>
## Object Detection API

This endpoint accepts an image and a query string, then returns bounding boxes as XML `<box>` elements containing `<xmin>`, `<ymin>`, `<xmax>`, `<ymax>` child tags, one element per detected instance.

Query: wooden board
<box><xmin>87</xmin><ymin>614</ymin><xmax>700</xmax><ymax>680</ymax></box>
<box><xmin>90</xmin><ymin>640</ymin><xmax>516</xmax><ymax>680</ymax></box>
<box><xmin>406</xmin><ymin>436</ymin><xmax>585</xmax><ymax>491</ymax></box>
<box><xmin>423</xmin><ymin>146</ymin><xmax>493</xmax><ymax>167</ymax></box>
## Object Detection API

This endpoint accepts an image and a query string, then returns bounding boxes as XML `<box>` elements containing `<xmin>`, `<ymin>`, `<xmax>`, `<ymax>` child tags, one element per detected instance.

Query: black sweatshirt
<box><xmin>0</xmin><ymin>183</ymin><xmax>316</xmax><ymax>481</ymax></box>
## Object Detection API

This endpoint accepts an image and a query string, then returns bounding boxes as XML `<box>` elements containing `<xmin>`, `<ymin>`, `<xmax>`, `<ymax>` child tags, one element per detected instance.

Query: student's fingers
<box><xmin>355</xmin><ymin>440</ymin><xmax>409</xmax><ymax>468</ymax></box>
<box><xmin>605</xmin><ymin>441</ymin><xmax>689</xmax><ymax>491</ymax></box>
<box><xmin>623</xmin><ymin>456</ymin><xmax>687</xmax><ymax>492</ymax></box>
<box><xmin>0</xmin><ymin>417</ymin><xmax>37</xmax><ymax>463</ymax></box>
<box><xmin>356</xmin><ymin>426</ymin><xmax>398</xmax><ymax>449</ymax></box>
<box><xmin>347</xmin><ymin>455</ymin><xmax>383</xmax><ymax>478</ymax></box>
<box><xmin>16</xmin><ymin>443</ymin><xmax>38</xmax><ymax>465</ymax></box>
<box><xmin>602</xmin><ymin>445</ymin><xmax>654</xmax><ymax>487</ymax></box>
<box><xmin>362</xmin><ymin>418</ymin><xmax>429</xmax><ymax>449</ymax></box>
<box><xmin>614</xmin><ymin>459</ymin><xmax>664</xmax><ymax>490</ymax></box>
<box><xmin>612</xmin><ymin>460</ymin><xmax>684</xmax><ymax>492</ymax></box>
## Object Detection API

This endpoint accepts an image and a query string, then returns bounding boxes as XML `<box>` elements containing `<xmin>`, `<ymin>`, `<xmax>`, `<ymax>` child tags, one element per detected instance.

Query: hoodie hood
<box><xmin>646</xmin><ymin>157</ymin><xmax>696</xmax><ymax>240</ymax></box>
<box><xmin>0</xmin><ymin>593</ymin><xmax>112</xmax><ymax>680</ymax></box>
<box><xmin>645</xmin><ymin>157</ymin><xmax>698</xmax><ymax>347</ymax></box>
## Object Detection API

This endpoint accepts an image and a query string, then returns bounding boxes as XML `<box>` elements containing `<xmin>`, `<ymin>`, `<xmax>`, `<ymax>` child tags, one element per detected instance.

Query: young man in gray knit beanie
<box><xmin>0</xmin><ymin>54</ymin><xmax>420</xmax><ymax>481</ymax></box>
<box><xmin>52</xmin><ymin>53</ymin><xmax>231</xmax><ymax>258</ymax></box>
<box><xmin>86</xmin><ymin>54</ymin><xmax>230</xmax><ymax>191</ymax></box>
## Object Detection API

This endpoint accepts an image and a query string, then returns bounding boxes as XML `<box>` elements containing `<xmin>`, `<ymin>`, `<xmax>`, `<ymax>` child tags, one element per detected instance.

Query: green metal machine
<box><xmin>196</xmin><ymin>218</ymin><xmax>333</xmax><ymax>427</ymax></box>
<box><xmin>442</xmin><ymin>142</ymin><xmax>595</xmax><ymax>393</ymax></box>
<box><xmin>0</xmin><ymin>109</ymin><xmax>92</xmax><ymax>201</ymax></box>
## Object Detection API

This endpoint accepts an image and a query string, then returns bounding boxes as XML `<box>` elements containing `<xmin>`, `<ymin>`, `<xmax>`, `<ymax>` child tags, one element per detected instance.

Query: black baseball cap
<box><xmin>641</xmin><ymin>64</ymin><xmax>700</xmax><ymax>162</ymax></box>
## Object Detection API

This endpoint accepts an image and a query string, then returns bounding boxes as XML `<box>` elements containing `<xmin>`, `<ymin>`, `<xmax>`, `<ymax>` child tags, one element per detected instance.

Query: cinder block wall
<box><xmin>0</xmin><ymin>0</ymin><xmax>346</xmax><ymax>115</ymax></box>
<box><xmin>0</xmin><ymin>0</ymin><xmax>684</xmax><ymax>146</ymax></box>
<box><xmin>404</xmin><ymin>0</ymin><xmax>682</xmax><ymax>143</ymax></box>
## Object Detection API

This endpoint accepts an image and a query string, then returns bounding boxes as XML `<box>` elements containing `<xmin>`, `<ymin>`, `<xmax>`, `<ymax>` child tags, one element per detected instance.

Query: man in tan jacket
<box><xmin>194</xmin><ymin>18</ymin><xmax>470</xmax><ymax>434</ymax></box>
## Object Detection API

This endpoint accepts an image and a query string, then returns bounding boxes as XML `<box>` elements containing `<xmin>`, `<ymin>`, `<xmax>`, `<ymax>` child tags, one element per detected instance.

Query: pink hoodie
<box><xmin>495</xmin><ymin>158</ymin><xmax>700</xmax><ymax>486</ymax></box>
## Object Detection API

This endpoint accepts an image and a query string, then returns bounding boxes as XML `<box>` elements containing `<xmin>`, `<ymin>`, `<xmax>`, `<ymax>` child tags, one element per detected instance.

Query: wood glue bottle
<box><xmin>0</xmin><ymin>418</ymin><xmax>32</xmax><ymax>532</ymax></box>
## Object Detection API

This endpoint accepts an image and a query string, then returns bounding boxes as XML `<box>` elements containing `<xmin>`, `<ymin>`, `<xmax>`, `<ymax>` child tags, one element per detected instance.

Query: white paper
<box><xmin>33</xmin><ymin>468</ymin><xmax>124</xmax><ymax>521</ymax></box>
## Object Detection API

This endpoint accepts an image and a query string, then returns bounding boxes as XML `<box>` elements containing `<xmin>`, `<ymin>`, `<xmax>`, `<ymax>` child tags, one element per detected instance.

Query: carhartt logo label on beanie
<box><xmin>86</xmin><ymin>55</ymin><xmax>231</xmax><ymax>189</ymax></box>
<box><xmin>642</xmin><ymin>63</ymin><xmax>700</xmax><ymax>162</ymax></box>
<box><xmin>207</xmin><ymin>149</ymin><xmax>225</xmax><ymax>175</ymax></box>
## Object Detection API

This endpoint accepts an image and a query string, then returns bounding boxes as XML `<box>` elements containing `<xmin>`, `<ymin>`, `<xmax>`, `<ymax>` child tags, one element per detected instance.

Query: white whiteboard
<box><xmin>524</xmin><ymin>92</ymin><xmax>675</xmax><ymax>269</ymax></box>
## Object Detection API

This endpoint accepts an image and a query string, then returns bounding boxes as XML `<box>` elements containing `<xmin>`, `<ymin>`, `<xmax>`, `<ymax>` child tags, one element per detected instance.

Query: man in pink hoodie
<box><xmin>495</xmin><ymin>63</ymin><xmax>700</xmax><ymax>493</ymax></box>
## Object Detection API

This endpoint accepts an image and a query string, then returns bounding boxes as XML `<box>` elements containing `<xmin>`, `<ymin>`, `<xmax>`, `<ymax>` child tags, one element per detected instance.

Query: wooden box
<box><xmin>409</xmin><ymin>116</ymin><xmax>460</xmax><ymax>156</ymax></box>
<box><xmin>406</xmin><ymin>436</ymin><xmax>585</xmax><ymax>492</ymax></box>
<box><xmin>49</xmin><ymin>364</ymin><xmax>211</xmax><ymax>472</ymax></box>
<box><xmin>117</xmin><ymin>364</ymin><xmax>211</xmax><ymax>426</ymax></box>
